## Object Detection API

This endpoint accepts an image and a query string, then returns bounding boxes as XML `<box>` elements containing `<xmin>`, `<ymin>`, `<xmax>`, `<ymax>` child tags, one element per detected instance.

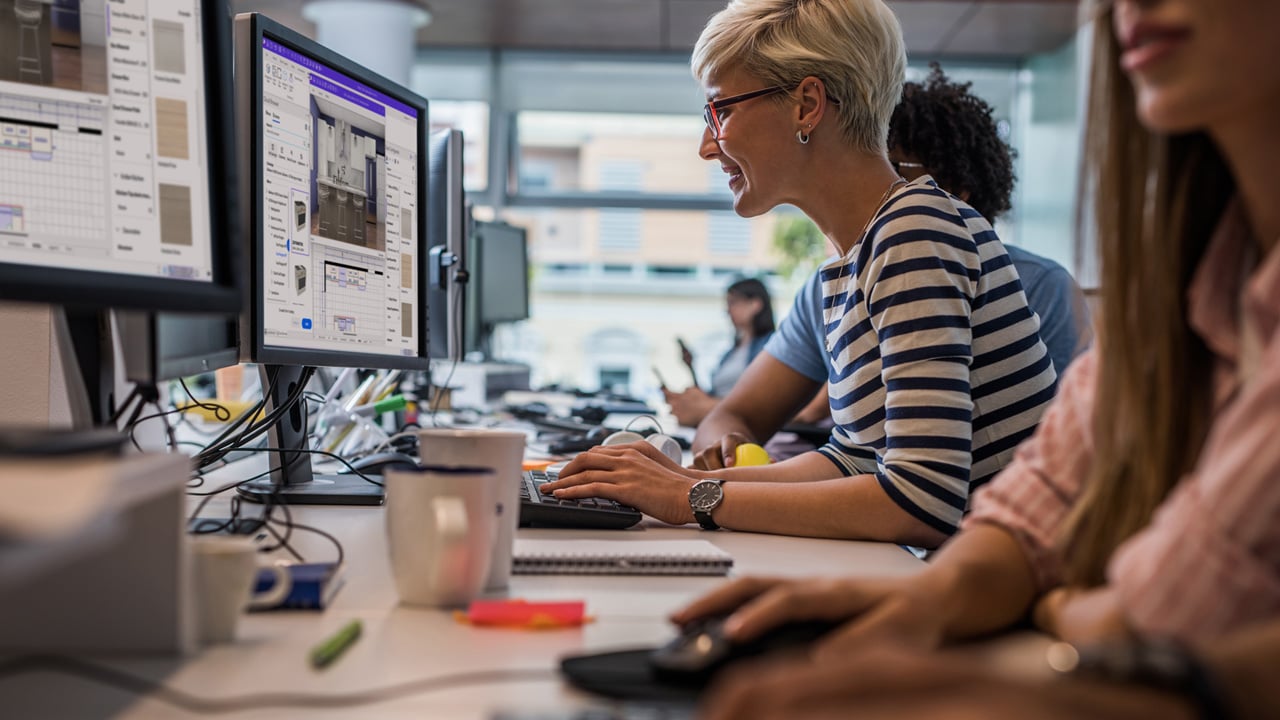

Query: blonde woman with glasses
<box><xmin>675</xmin><ymin>0</ymin><xmax>1280</xmax><ymax>716</ymax></box>
<box><xmin>542</xmin><ymin>0</ymin><xmax>1057</xmax><ymax>548</ymax></box>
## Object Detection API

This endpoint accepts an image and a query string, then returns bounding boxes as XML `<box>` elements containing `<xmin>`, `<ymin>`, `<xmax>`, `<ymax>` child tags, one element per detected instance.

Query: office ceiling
<box><xmin>235</xmin><ymin>0</ymin><xmax>1083</xmax><ymax>59</ymax></box>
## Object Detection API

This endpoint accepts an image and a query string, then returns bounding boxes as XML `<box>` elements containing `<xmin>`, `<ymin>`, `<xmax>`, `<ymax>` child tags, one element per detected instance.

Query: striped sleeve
<box><xmin>823</xmin><ymin>200</ymin><xmax>979</xmax><ymax>534</ymax></box>
<box><xmin>964</xmin><ymin>350</ymin><xmax>1098</xmax><ymax>590</ymax></box>
<box><xmin>868</xmin><ymin>205</ymin><xmax>979</xmax><ymax>534</ymax></box>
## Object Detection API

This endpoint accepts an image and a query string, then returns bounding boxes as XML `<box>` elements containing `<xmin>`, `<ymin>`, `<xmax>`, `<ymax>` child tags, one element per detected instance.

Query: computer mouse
<box><xmin>345</xmin><ymin>451</ymin><xmax>420</xmax><ymax>475</ymax></box>
<box><xmin>649</xmin><ymin>616</ymin><xmax>840</xmax><ymax>683</ymax></box>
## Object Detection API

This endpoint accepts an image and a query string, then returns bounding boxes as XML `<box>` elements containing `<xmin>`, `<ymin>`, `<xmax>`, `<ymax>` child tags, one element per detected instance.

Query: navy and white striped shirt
<box><xmin>817</xmin><ymin>177</ymin><xmax>1058</xmax><ymax>535</ymax></box>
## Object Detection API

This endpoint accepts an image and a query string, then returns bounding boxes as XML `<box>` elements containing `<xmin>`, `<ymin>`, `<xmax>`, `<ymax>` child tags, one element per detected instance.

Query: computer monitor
<box><xmin>426</xmin><ymin>129</ymin><xmax>468</xmax><ymax>362</ymax></box>
<box><xmin>233</xmin><ymin>13</ymin><xmax>429</xmax><ymax>505</ymax></box>
<box><xmin>0</xmin><ymin>0</ymin><xmax>241</xmax><ymax>432</ymax></box>
<box><xmin>466</xmin><ymin>220</ymin><xmax>529</xmax><ymax>358</ymax></box>
<box><xmin>0</xmin><ymin>0</ymin><xmax>240</xmax><ymax>313</ymax></box>
<box><xmin>118</xmin><ymin>312</ymin><xmax>239</xmax><ymax>384</ymax></box>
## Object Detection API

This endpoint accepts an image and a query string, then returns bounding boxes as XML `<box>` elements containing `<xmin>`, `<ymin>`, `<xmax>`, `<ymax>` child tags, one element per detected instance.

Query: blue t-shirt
<box><xmin>765</xmin><ymin>245</ymin><xmax>1089</xmax><ymax>383</ymax></box>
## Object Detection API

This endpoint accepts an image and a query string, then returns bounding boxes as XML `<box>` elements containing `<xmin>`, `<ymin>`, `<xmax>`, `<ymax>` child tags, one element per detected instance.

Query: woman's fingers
<box><xmin>722</xmin><ymin>577</ymin><xmax>889</xmax><ymax>642</ymax></box>
<box><xmin>669</xmin><ymin>576</ymin><xmax>788</xmax><ymax>626</ymax></box>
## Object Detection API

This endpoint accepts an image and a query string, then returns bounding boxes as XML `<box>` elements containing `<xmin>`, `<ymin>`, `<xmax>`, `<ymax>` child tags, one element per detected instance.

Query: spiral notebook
<box><xmin>512</xmin><ymin>539</ymin><xmax>734</xmax><ymax>576</ymax></box>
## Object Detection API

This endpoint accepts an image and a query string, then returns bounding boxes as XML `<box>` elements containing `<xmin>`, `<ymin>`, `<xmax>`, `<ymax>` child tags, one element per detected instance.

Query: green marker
<box><xmin>309</xmin><ymin>619</ymin><xmax>362</xmax><ymax>670</ymax></box>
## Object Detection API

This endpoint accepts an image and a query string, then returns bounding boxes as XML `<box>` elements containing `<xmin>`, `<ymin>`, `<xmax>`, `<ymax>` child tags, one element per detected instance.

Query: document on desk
<box><xmin>512</xmin><ymin>539</ymin><xmax>733</xmax><ymax>576</ymax></box>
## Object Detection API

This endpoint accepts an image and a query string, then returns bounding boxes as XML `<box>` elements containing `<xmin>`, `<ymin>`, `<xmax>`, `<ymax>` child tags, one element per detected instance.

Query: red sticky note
<box><xmin>461</xmin><ymin>599</ymin><xmax>588</xmax><ymax>628</ymax></box>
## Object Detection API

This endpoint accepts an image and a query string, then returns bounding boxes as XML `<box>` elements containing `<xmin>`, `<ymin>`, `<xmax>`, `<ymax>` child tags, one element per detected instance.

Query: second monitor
<box><xmin>466</xmin><ymin>220</ymin><xmax>529</xmax><ymax>359</ymax></box>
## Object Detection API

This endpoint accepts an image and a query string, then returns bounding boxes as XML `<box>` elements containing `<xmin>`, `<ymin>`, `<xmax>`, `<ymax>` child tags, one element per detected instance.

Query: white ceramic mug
<box><xmin>190</xmin><ymin>536</ymin><xmax>292</xmax><ymax>644</ymax></box>
<box><xmin>415</xmin><ymin>428</ymin><xmax>525</xmax><ymax>590</ymax></box>
<box><xmin>384</xmin><ymin>464</ymin><xmax>501</xmax><ymax>607</ymax></box>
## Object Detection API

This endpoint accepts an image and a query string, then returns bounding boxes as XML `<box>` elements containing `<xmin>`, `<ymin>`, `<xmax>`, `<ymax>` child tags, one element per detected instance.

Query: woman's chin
<box><xmin>731</xmin><ymin>191</ymin><xmax>772</xmax><ymax>218</ymax></box>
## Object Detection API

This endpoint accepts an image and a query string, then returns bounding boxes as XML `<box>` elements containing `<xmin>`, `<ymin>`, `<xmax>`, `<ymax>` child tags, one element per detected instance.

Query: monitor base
<box><xmin>235</xmin><ymin>474</ymin><xmax>384</xmax><ymax>506</ymax></box>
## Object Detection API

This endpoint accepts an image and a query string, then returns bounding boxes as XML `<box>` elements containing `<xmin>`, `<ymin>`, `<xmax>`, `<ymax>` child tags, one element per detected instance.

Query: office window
<box><xmin>411</xmin><ymin>50</ymin><xmax>492</xmax><ymax>193</ymax></box>
<box><xmin>501</xmin><ymin>206</ymin><xmax>794</xmax><ymax>397</ymax></box>
<box><xmin>707</xmin><ymin>211</ymin><xmax>752</xmax><ymax>256</ymax></box>
<box><xmin>515</xmin><ymin>111</ymin><xmax>707</xmax><ymax>195</ymax></box>
<box><xmin>427</xmin><ymin>100</ymin><xmax>489</xmax><ymax>192</ymax></box>
<box><xmin>598</xmin><ymin>209</ymin><xmax>642</xmax><ymax>254</ymax></box>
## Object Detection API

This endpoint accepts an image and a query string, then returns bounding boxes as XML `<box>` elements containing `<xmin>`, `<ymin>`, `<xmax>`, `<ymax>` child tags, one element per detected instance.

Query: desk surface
<box><xmin>1</xmin><ymin>486</ymin><xmax>924</xmax><ymax>719</ymax></box>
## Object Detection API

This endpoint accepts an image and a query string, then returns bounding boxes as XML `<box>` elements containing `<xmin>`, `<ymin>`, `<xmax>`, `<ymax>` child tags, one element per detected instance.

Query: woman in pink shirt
<box><xmin>676</xmin><ymin>0</ymin><xmax>1280</xmax><ymax>675</ymax></box>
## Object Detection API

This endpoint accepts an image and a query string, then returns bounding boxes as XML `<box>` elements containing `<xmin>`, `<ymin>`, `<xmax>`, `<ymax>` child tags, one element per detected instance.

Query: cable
<box><xmin>108</xmin><ymin>385</ymin><xmax>142</xmax><ymax>425</ymax></box>
<box><xmin>624</xmin><ymin>415</ymin><xmax>666</xmax><ymax>435</ymax></box>
<box><xmin>0</xmin><ymin>656</ymin><xmax>556</xmax><ymax>714</ymax></box>
<box><xmin>196</xmin><ymin>366</ymin><xmax>317</xmax><ymax>470</ymax></box>
<box><xmin>179</xmin><ymin>377</ymin><xmax>232</xmax><ymax>422</ymax></box>
<box><xmin>192</xmin><ymin>446</ymin><xmax>383</xmax><ymax>488</ymax></box>
<box><xmin>193</xmin><ymin>366</ymin><xmax>284</xmax><ymax>466</ymax></box>
<box><xmin>429</xmin><ymin>280</ymin><xmax>466</xmax><ymax>427</ymax></box>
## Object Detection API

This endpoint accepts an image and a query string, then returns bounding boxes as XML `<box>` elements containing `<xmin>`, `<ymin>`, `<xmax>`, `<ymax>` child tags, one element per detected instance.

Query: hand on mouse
<box><xmin>539</xmin><ymin>440</ymin><xmax>712</xmax><ymax>526</ymax></box>
<box><xmin>669</xmin><ymin>574</ymin><xmax>946</xmax><ymax>661</ymax></box>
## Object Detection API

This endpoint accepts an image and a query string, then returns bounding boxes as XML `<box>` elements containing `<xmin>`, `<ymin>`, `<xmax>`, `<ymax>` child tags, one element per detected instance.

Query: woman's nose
<box><xmin>699</xmin><ymin>126</ymin><xmax>720</xmax><ymax>161</ymax></box>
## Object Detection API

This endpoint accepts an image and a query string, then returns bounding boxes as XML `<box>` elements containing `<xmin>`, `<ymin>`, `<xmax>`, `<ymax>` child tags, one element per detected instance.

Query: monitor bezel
<box><xmin>0</xmin><ymin>0</ymin><xmax>243</xmax><ymax>314</ymax></box>
<box><xmin>240</xmin><ymin>13</ymin><xmax>431</xmax><ymax>371</ymax></box>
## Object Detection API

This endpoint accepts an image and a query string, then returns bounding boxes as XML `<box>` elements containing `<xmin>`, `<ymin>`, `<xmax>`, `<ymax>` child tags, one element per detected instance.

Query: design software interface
<box><xmin>259</xmin><ymin>38</ymin><xmax>419</xmax><ymax>358</ymax></box>
<box><xmin>0</xmin><ymin>0</ymin><xmax>213</xmax><ymax>280</ymax></box>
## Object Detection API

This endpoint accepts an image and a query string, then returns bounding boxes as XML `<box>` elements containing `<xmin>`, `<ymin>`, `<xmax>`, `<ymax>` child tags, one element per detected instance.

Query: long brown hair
<box><xmin>1061</xmin><ymin>7</ymin><xmax>1235</xmax><ymax>586</ymax></box>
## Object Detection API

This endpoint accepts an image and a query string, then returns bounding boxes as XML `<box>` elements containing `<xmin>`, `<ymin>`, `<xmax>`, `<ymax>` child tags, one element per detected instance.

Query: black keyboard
<box><xmin>519</xmin><ymin>470</ymin><xmax>642</xmax><ymax>530</ymax></box>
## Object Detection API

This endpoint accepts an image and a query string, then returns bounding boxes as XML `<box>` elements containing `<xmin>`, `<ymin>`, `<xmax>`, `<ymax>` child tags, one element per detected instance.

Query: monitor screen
<box><xmin>242</xmin><ymin>17</ymin><xmax>428</xmax><ymax>371</ymax></box>
<box><xmin>426</xmin><ymin>129</ymin><xmax>467</xmax><ymax>362</ymax></box>
<box><xmin>0</xmin><ymin>0</ymin><xmax>240</xmax><ymax>313</ymax></box>
<box><xmin>474</xmin><ymin>221</ymin><xmax>529</xmax><ymax>325</ymax></box>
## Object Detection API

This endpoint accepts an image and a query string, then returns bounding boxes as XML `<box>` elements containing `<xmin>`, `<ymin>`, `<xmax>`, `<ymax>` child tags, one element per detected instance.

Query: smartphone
<box><xmin>652</xmin><ymin>366</ymin><xmax>668</xmax><ymax>390</ymax></box>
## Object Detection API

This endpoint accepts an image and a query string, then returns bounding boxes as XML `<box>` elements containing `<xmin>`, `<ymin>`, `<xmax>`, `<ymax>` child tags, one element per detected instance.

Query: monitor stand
<box><xmin>235</xmin><ymin>364</ymin><xmax>384</xmax><ymax>506</ymax></box>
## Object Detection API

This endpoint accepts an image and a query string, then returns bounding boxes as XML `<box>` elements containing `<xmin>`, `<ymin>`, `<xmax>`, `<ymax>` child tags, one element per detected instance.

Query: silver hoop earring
<box><xmin>796</xmin><ymin>130</ymin><xmax>809</xmax><ymax>145</ymax></box>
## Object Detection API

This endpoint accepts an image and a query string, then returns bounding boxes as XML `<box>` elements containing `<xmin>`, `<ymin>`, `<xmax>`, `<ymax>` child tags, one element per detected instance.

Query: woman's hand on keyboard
<box><xmin>540</xmin><ymin>441</ymin><xmax>713</xmax><ymax>526</ymax></box>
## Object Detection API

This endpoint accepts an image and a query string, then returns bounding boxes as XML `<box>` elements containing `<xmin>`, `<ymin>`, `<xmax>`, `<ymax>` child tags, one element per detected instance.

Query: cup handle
<box><xmin>247</xmin><ymin>565</ymin><xmax>293</xmax><ymax>610</ymax></box>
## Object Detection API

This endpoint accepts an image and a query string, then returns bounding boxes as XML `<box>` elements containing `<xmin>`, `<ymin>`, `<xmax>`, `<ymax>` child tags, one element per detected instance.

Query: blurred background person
<box><xmin>664</xmin><ymin>277</ymin><xmax>775</xmax><ymax>426</ymax></box>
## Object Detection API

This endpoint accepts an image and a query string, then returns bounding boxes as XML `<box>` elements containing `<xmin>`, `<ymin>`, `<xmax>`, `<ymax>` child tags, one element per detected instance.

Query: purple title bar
<box><xmin>263</xmin><ymin>38</ymin><xmax>419</xmax><ymax>119</ymax></box>
<box><xmin>311</xmin><ymin>75</ymin><xmax>385</xmax><ymax>117</ymax></box>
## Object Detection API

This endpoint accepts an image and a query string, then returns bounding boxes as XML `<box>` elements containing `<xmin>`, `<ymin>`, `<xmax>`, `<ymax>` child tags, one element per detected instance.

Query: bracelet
<box><xmin>1047</xmin><ymin>638</ymin><xmax>1233</xmax><ymax>720</ymax></box>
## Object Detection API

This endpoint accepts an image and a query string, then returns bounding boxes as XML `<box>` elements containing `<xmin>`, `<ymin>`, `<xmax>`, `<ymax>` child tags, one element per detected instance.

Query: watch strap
<box><xmin>693</xmin><ymin>509</ymin><xmax>720</xmax><ymax>530</ymax></box>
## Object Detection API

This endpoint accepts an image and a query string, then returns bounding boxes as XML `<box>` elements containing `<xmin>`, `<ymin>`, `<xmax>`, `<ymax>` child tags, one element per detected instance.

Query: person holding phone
<box><xmin>663</xmin><ymin>277</ymin><xmax>775</xmax><ymax>427</ymax></box>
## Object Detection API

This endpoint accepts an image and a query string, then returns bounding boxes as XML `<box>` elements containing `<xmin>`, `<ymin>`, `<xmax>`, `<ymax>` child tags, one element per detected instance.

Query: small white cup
<box><xmin>190</xmin><ymin>536</ymin><xmax>291</xmax><ymax>644</ymax></box>
<box><xmin>415</xmin><ymin>428</ymin><xmax>525</xmax><ymax>590</ymax></box>
<box><xmin>384</xmin><ymin>465</ymin><xmax>500</xmax><ymax>607</ymax></box>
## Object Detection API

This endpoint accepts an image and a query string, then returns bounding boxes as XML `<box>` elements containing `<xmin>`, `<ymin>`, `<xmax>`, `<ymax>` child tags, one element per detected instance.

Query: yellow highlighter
<box><xmin>734</xmin><ymin>443</ymin><xmax>772</xmax><ymax>467</ymax></box>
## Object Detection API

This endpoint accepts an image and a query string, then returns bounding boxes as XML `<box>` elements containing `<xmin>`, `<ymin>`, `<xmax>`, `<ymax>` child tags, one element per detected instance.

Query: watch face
<box><xmin>689</xmin><ymin>480</ymin><xmax>723</xmax><ymax>512</ymax></box>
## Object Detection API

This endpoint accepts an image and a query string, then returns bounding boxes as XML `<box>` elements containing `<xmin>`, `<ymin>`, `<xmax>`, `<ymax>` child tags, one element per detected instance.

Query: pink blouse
<box><xmin>966</xmin><ymin>201</ymin><xmax>1280</xmax><ymax>642</ymax></box>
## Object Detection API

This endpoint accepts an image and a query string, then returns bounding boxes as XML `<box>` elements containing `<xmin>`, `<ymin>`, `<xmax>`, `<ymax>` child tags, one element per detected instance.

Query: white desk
<box><xmin>1</xmin><ymin>491</ymin><xmax>924</xmax><ymax>719</ymax></box>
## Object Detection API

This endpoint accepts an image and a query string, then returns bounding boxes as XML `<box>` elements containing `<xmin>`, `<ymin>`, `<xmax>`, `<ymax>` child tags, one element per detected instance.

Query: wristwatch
<box><xmin>688</xmin><ymin>478</ymin><xmax>725</xmax><ymax>530</ymax></box>
<box><xmin>1047</xmin><ymin>638</ymin><xmax>1232</xmax><ymax>720</ymax></box>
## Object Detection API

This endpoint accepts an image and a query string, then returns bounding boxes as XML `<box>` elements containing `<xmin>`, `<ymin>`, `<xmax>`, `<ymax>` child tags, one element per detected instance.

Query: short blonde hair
<box><xmin>692</xmin><ymin>0</ymin><xmax>906</xmax><ymax>154</ymax></box>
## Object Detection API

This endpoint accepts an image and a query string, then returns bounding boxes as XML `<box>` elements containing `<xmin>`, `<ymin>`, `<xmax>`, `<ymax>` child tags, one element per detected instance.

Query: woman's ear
<box><xmin>795</xmin><ymin>75</ymin><xmax>829</xmax><ymax>134</ymax></box>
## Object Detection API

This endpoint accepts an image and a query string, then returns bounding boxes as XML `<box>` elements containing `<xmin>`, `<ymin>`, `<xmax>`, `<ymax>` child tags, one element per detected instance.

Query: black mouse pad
<box><xmin>560</xmin><ymin>648</ymin><xmax>703</xmax><ymax>704</ymax></box>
